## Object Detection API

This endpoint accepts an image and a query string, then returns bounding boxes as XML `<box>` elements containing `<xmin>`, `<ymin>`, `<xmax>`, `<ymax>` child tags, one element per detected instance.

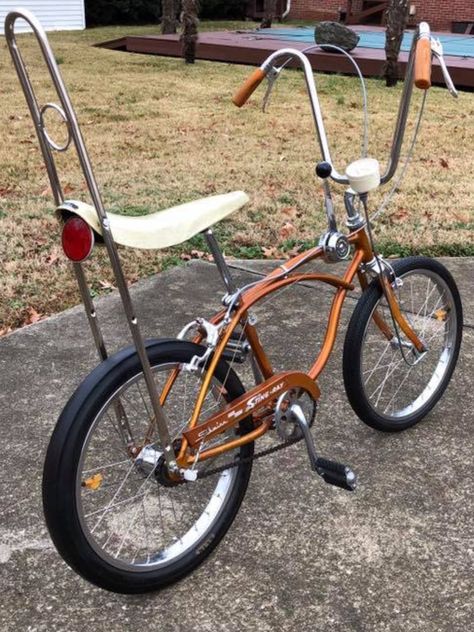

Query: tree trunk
<box><xmin>261</xmin><ymin>0</ymin><xmax>277</xmax><ymax>29</ymax></box>
<box><xmin>383</xmin><ymin>0</ymin><xmax>409</xmax><ymax>87</ymax></box>
<box><xmin>181</xmin><ymin>0</ymin><xmax>199</xmax><ymax>64</ymax></box>
<box><xmin>162</xmin><ymin>0</ymin><xmax>177</xmax><ymax>35</ymax></box>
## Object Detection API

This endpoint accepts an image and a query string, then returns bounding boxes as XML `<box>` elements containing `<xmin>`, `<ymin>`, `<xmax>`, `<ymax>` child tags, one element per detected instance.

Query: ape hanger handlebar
<box><xmin>233</xmin><ymin>22</ymin><xmax>457</xmax><ymax>188</ymax></box>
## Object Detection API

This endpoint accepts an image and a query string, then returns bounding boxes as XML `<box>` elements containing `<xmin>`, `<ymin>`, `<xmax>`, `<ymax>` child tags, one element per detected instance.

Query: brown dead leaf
<box><xmin>262</xmin><ymin>246</ymin><xmax>279</xmax><ymax>258</ymax></box>
<box><xmin>204</xmin><ymin>182</ymin><xmax>217</xmax><ymax>193</ymax></box>
<box><xmin>284</xmin><ymin>245</ymin><xmax>302</xmax><ymax>259</ymax></box>
<box><xmin>279</xmin><ymin>221</ymin><xmax>296</xmax><ymax>240</ymax></box>
<box><xmin>180</xmin><ymin>250</ymin><xmax>212</xmax><ymax>262</ymax></box>
<box><xmin>63</xmin><ymin>183</ymin><xmax>75</xmax><ymax>195</ymax></box>
<box><xmin>440</xmin><ymin>158</ymin><xmax>449</xmax><ymax>169</ymax></box>
<box><xmin>232</xmin><ymin>232</ymin><xmax>252</xmax><ymax>245</ymax></box>
<box><xmin>99</xmin><ymin>280</ymin><xmax>116</xmax><ymax>291</ymax></box>
<box><xmin>190</xmin><ymin>249</ymin><xmax>213</xmax><ymax>261</ymax></box>
<box><xmin>264</xmin><ymin>182</ymin><xmax>278</xmax><ymax>195</ymax></box>
<box><xmin>0</xmin><ymin>326</ymin><xmax>13</xmax><ymax>337</ymax></box>
<box><xmin>281</xmin><ymin>206</ymin><xmax>298</xmax><ymax>220</ymax></box>
<box><xmin>24</xmin><ymin>307</ymin><xmax>42</xmax><ymax>325</ymax></box>
<box><xmin>392</xmin><ymin>208</ymin><xmax>409</xmax><ymax>222</ymax></box>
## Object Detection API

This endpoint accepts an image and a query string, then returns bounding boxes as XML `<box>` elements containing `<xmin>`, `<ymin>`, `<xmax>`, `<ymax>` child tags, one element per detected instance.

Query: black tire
<box><xmin>43</xmin><ymin>339</ymin><xmax>254</xmax><ymax>593</ymax></box>
<box><xmin>343</xmin><ymin>257</ymin><xmax>463</xmax><ymax>432</ymax></box>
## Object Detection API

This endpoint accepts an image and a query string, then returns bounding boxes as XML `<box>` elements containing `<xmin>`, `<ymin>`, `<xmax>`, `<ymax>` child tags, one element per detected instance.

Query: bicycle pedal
<box><xmin>315</xmin><ymin>457</ymin><xmax>357</xmax><ymax>492</ymax></box>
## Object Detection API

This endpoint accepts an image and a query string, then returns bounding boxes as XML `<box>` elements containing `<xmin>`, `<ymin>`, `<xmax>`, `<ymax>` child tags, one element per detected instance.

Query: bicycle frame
<box><xmin>164</xmin><ymin>223</ymin><xmax>425</xmax><ymax>469</ymax></box>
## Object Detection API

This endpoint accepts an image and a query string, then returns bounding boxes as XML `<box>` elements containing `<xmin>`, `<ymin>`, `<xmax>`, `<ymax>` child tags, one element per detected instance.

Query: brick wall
<box><xmin>289</xmin><ymin>1</ymin><xmax>473</xmax><ymax>32</ymax></box>
<box><xmin>289</xmin><ymin>0</ymin><xmax>342</xmax><ymax>21</ymax></box>
<box><xmin>414</xmin><ymin>0</ymin><xmax>473</xmax><ymax>31</ymax></box>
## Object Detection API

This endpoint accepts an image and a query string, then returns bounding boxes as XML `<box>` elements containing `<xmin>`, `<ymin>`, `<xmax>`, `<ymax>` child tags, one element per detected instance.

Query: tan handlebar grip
<box><xmin>414</xmin><ymin>37</ymin><xmax>432</xmax><ymax>90</ymax></box>
<box><xmin>232</xmin><ymin>68</ymin><xmax>266</xmax><ymax>107</ymax></box>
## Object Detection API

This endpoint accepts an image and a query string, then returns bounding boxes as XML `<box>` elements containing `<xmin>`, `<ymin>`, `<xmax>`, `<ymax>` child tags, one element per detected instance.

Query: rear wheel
<box><xmin>343</xmin><ymin>257</ymin><xmax>463</xmax><ymax>431</ymax></box>
<box><xmin>43</xmin><ymin>339</ymin><xmax>253</xmax><ymax>593</ymax></box>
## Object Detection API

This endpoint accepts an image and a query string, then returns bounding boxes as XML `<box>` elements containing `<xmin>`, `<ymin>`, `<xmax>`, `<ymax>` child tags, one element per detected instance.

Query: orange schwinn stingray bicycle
<box><xmin>6</xmin><ymin>10</ymin><xmax>463</xmax><ymax>593</ymax></box>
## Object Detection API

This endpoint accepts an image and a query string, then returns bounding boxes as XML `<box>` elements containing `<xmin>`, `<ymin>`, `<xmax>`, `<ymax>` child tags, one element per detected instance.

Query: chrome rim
<box><xmin>76</xmin><ymin>362</ymin><xmax>240</xmax><ymax>572</ymax></box>
<box><xmin>360</xmin><ymin>269</ymin><xmax>457</xmax><ymax>420</ymax></box>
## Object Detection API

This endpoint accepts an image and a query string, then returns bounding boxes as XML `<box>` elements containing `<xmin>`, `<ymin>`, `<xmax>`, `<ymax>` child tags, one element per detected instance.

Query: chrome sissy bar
<box><xmin>4</xmin><ymin>9</ymin><xmax>176</xmax><ymax>470</ymax></box>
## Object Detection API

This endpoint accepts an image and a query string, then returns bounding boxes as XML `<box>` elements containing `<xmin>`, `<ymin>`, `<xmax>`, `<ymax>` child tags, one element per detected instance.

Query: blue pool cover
<box><xmin>252</xmin><ymin>27</ymin><xmax>474</xmax><ymax>58</ymax></box>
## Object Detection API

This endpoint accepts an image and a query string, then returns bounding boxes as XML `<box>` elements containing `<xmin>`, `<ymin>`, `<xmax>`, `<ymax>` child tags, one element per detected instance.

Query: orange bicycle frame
<box><xmin>156</xmin><ymin>225</ymin><xmax>425</xmax><ymax>469</ymax></box>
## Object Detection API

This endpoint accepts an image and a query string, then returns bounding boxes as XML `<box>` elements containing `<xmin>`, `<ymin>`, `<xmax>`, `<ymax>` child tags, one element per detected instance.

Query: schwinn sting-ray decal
<box><xmin>184</xmin><ymin>372</ymin><xmax>320</xmax><ymax>447</ymax></box>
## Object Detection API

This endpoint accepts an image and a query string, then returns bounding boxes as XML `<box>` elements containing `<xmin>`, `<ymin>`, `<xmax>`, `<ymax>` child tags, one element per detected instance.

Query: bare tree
<box><xmin>384</xmin><ymin>0</ymin><xmax>409</xmax><ymax>86</ymax></box>
<box><xmin>261</xmin><ymin>0</ymin><xmax>277</xmax><ymax>29</ymax></box>
<box><xmin>162</xmin><ymin>0</ymin><xmax>177</xmax><ymax>35</ymax></box>
<box><xmin>181</xmin><ymin>0</ymin><xmax>199</xmax><ymax>64</ymax></box>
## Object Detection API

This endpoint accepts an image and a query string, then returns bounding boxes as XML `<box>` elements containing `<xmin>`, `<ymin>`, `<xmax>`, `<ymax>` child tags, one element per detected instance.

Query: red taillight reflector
<box><xmin>61</xmin><ymin>216</ymin><xmax>95</xmax><ymax>262</ymax></box>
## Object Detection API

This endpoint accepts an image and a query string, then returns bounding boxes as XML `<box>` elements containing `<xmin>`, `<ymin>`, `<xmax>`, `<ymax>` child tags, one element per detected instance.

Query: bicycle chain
<box><xmin>196</xmin><ymin>434</ymin><xmax>303</xmax><ymax>479</ymax></box>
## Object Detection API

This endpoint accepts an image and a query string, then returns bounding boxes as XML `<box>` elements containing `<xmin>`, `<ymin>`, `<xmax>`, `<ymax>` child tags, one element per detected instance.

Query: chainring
<box><xmin>274</xmin><ymin>388</ymin><xmax>317</xmax><ymax>442</ymax></box>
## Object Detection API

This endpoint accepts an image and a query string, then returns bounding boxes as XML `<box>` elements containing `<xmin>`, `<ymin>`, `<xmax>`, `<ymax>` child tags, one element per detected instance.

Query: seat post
<box><xmin>203</xmin><ymin>228</ymin><xmax>238</xmax><ymax>294</ymax></box>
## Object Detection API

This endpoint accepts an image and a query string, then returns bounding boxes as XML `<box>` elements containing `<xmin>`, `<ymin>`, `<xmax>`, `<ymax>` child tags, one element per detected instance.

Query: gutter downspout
<box><xmin>282</xmin><ymin>0</ymin><xmax>291</xmax><ymax>20</ymax></box>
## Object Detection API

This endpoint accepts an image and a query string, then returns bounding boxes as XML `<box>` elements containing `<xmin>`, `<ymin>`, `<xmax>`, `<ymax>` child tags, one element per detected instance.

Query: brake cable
<box><xmin>262</xmin><ymin>43</ymin><xmax>369</xmax><ymax>159</ymax></box>
<box><xmin>371</xmin><ymin>90</ymin><xmax>428</xmax><ymax>222</ymax></box>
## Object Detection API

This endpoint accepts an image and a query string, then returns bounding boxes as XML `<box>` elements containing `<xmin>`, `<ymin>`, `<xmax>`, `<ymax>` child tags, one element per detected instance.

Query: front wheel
<box><xmin>43</xmin><ymin>339</ymin><xmax>254</xmax><ymax>593</ymax></box>
<box><xmin>343</xmin><ymin>257</ymin><xmax>463</xmax><ymax>432</ymax></box>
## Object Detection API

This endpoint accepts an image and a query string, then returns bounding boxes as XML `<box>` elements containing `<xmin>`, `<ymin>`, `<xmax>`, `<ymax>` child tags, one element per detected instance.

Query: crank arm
<box><xmin>291</xmin><ymin>404</ymin><xmax>357</xmax><ymax>492</ymax></box>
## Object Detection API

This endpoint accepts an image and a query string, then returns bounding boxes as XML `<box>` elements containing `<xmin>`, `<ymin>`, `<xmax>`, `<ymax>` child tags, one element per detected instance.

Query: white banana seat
<box><xmin>57</xmin><ymin>191</ymin><xmax>249</xmax><ymax>250</ymax></box>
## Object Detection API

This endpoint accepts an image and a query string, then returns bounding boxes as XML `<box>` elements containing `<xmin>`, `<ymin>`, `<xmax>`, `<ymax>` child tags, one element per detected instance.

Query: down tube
<box><xmin>176</xmin><ymin>263</ymin><xmax>360</xmax><ymax>463</ymax></box>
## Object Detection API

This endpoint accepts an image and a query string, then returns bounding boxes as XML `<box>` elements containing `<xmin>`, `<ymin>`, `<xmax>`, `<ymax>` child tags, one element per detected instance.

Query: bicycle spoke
<box><xmin>76</xmin><ymin>358</ymin><xmax>247</xmax><ymax>572</ymax></box>
<box><xmin>359</xmin><ymin>267</ymin><xmax>457</xmax><ymax>420</ymax></box>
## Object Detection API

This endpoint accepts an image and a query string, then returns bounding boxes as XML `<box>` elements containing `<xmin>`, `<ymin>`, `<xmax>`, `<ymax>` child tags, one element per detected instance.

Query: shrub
<box><xmin>199</xmin><ymin>0</ymin><xmax>247</xmax><ymax>19</ymax></box>
<box><xmin>85</xmin><ymin>0</ymin><xmax>161</xmax><ymax>26</ymax></box>
<box><xmin>85</xmin><ymin>0</ymin><xmax>247</xmax><ymax>26</ymax></box>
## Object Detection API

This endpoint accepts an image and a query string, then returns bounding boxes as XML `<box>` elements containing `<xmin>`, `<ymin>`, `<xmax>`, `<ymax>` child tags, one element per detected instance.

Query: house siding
<box><xmin>289</xmin><ymin>1</ymin><xmax>473</xmax><ymax>32</ymax></box>
<box><xmin>0</xmin><ymin>1</ymin><xmax>85</xmax><ymax>34</ymax></box>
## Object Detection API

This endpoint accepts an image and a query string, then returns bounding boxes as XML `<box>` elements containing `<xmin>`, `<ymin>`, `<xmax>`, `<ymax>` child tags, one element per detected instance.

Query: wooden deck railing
<box><xmin>345</xmin><ymin>1</ymin><xmax>388</xmax><ymax>25</ymax></box>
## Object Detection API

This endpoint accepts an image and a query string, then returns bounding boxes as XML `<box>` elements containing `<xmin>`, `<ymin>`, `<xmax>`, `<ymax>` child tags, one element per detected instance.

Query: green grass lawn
<box><xmin>0</xmin><ymin>20</ymin><xmax>473</xmax><ymax>331</ymax></box>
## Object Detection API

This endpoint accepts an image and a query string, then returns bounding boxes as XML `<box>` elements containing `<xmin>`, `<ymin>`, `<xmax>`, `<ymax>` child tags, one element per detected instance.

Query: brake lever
<box><xmin>431</xmin><ymin>38</ymin><xmax>458</xmax><ymax>98</ymax></box>
<box><xmin>262</xmin><ymin>66</ymin><xmax>280</xmax><ymax>112</ymax></box>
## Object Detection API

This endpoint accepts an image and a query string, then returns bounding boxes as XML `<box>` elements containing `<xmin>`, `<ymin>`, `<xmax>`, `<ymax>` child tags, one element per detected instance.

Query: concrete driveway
<box><xmin>0</xmin><ymin>258</ymin><xmax>472</xmax><ymax>631</ymax></box>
